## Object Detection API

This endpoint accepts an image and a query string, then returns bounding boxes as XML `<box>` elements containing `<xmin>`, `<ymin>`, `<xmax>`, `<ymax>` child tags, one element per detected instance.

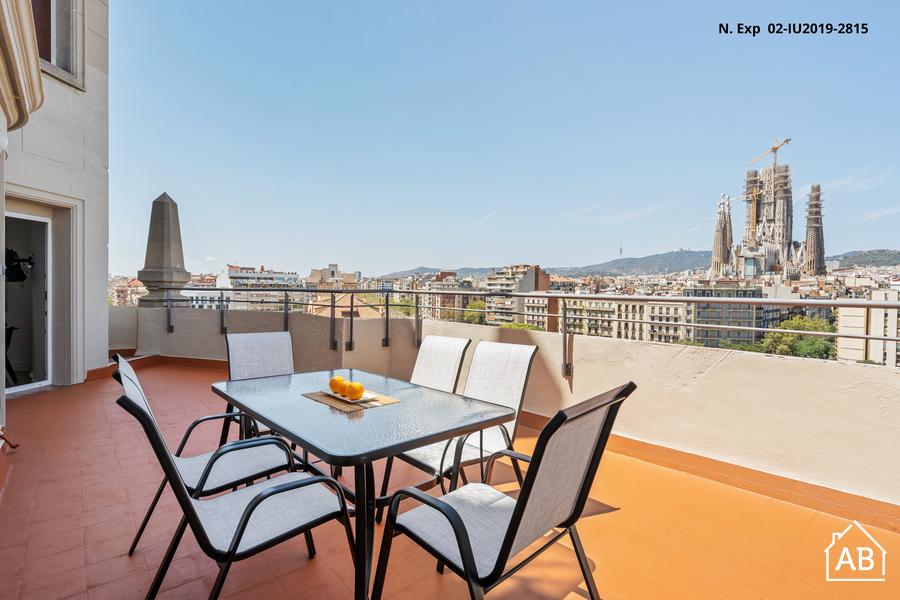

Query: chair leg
<box><xmin>375</xmin><ymin>456</ymin><xmax>393</xmax><ymax>523</ymax></box>
<box><xmin>459</xmin><ymin>467</ymin><xmax>469</xmax><ymax>485</ymax></box>
<box><xmin>219</xmin><ymin>403</ymin><xmax>234</xmax><ymax>446</ymax></box>
<box><xmin>341</xmin><ymin>515</ymin><xmax>358</xmax><ymax>570</ymax></box>
<box><xmin>371</xmin><ymin>512</ymin><xmax>396</xmax><ymax>600</ymax></box>
<box><xmin>304</xmin><ymin>530</ymin><xmax>316</xmax><ymax>558</ymax></box>
<box><xmin>569</xmin><ymin>525</ymin><xmax>600</xmax><ymax>600</ymax></box>
<box><xmin>208</xmin><ymin>560</ymin><xmax>232</xmax><ymax>600</ymax></box>
<box><xmin>466</xmin><ymin>578</ymin><xmax>485</xmax><ymax>600</ymax></box>
<box><xmin>129</xmin><ymin>476</ymin><xmax>166</xmax><ymax>556</ymax></box>
<box><xmin>511</xmin><ymin>458</ymin><xmax>525</xmax><ymax>486</ymax></box>
<box><xmin>145</xmin><ymin>516</ymin><xmax>187</xmax><ymax>600</ymax></box>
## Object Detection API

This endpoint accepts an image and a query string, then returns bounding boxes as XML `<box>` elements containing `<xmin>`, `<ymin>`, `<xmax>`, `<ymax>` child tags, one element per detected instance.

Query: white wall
<box><xmin>4</xmin><ymin>0</ymin><xmax>108</xmax><ymax>381</ymax></box>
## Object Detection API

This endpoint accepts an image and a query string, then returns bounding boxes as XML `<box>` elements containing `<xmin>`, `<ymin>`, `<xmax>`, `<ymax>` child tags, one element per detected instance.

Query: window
<box><xmin>31</xmin><ymin>0</ymin><xmax>81</xmax><ymax>84</ymax></box>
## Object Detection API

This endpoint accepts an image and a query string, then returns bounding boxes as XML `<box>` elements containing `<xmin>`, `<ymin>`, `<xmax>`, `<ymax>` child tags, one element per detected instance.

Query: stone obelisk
<box><xmin>137</xmin><ymin>193</ymin><xmax>191</xmax><ymax>305</ymax></box>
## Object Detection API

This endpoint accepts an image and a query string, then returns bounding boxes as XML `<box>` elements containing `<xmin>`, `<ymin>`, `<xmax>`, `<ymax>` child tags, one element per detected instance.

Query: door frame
<box><xmin>5</xmin><ymin>210</ymin><xmax>52</xmax><ymax>393</ymax></box>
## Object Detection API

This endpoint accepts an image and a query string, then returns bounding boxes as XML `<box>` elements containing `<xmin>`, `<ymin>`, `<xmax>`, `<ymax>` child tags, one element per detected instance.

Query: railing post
<box><xmin>561</xmin><ymin>299</ymin><xmax>572</xmax><ymax>377</ymax></box>
<box><xmin>218</xmin><ymin>291</ymin><xmax>227</xmax><ymax>335</ymax></box>
<box><xmin>329</xmin><ymin>292</ymin><xmax>337</xmax><ymax>351</ymax></box>
<box><xmin>382</xmin><ymin>290</ymin><xmax>390</xmax><ymax>347</ymax></box>
<box><xmin>414</xmin><ymin>293</ymin><xmax>421</xmax><ymax>347</ymax></box>
<box><xmin>165</xmin><ymin>289</ymin><xmax>174</xmax><ymax>333</ymax></box>
<box><xmin>345</xmin><ymin>293</ymin><xmax>355</xmax><ymax>351</ymax></box>
<box><xmin>283</xmin><ymin>291</ymin><xmax>289</xmax><ymax>332</ymax></box>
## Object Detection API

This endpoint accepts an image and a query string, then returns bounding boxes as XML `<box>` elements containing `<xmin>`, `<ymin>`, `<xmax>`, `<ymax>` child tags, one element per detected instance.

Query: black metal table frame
<box><xmin>212</xmin><ymin>376</ymin><xmax>514</xmax><ymax>600</ymax></box>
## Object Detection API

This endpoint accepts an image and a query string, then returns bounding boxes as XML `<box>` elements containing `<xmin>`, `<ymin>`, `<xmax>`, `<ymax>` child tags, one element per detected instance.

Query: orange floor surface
<box><xmin>0</xmin><ymin>363</ymin><xmax>897</xmax><ymax>599</ymax></box>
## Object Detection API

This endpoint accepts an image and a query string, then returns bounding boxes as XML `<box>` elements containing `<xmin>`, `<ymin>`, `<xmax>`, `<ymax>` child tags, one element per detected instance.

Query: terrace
<box><xmin>2</xmin><ymin>298</ymin><xmax>899</xmax><ymax>598</ymax></box>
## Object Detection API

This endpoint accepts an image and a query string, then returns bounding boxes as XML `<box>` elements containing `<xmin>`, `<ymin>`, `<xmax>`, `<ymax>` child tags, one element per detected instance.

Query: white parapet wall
<box><xmin>387</xmin><ymin>319</ymin><xmax>900</xmax><ymax>505</ymax></box>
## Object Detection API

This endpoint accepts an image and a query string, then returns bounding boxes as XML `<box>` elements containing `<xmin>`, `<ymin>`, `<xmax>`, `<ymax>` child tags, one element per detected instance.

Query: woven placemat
<box><xmin>303</xmin><ymin>390</ymin><xmax>400</xmax><ymax>413</ymax></box>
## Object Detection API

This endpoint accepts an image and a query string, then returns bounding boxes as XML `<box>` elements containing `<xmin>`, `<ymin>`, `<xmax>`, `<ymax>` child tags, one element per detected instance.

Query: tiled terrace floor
<box><xmin>0</xmin><ymin>362</ymin><xmax>898</xmax><ymax>599</ymax></box>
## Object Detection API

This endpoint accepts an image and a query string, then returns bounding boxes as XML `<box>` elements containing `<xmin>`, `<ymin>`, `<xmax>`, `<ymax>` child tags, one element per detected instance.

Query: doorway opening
<box><xmin>5</xmin><ymin>213</ymin><xmax>51</xmax><ymax>391</ymax></box>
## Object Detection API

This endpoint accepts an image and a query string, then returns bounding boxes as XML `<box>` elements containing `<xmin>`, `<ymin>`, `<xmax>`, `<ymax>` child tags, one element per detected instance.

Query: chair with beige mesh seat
<box><xmin>374</xmin><ymin>335</ymin><xmax>471</xmax><ymax>520</ymax></box>
<box><xmin>114</xmin><ymin>357</ymin><xmax>355</xmax><ymax>600</ymax></box>
<box><xmin>220</xmin><ymin>331</ymin><xmax>295</xmax><ymax>444</ymax></box>
<box><xmin>112</xmin><ymin>355</ymin><xmax>293</xmax><ymax>557</ymax></box>
<box><xmin>376</xmin><ymin>340</ymin><xmax>537</xmax><ymax>523</ymax></box>
<box><xmin>372</xmin><ymin>381</ymin><xmax>638</xmax><ymax>600</ymax></box>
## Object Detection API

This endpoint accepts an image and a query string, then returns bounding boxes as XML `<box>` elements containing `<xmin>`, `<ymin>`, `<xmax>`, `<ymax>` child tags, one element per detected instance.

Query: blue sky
<box><xmin>109</xmin><ymin>1</ymin><xmax>899</xmax><ymax>276</ymax></box>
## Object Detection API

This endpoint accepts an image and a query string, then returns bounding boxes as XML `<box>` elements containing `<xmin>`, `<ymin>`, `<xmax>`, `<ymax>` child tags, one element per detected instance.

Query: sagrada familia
<box><xmin>710</xmin><ymin>160</ymin><xmax>825</xmax><ymax>279</ymax></box>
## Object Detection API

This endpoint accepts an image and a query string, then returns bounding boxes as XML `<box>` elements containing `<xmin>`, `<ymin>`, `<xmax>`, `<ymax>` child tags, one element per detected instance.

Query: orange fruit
<box><xmin>329</xmin><ymin>376</ymin><xmax>344</xmax><ymax>394</ymax></box>
<box><xmin>339</xmin><ymin>380</ymin><xmax>351</xmax><ymax>397</ymax></box>
<box><xmin>347</xmin><ymin>382</ymin><xmax>364</xmax><ymax>401</ymax></box>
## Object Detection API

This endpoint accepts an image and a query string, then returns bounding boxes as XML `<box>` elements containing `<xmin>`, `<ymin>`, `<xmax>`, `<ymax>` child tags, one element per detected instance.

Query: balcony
<box><xmin>2</xmin><ymin>300</ymin><xmax>899</xmax><ymax>598</ymax></box>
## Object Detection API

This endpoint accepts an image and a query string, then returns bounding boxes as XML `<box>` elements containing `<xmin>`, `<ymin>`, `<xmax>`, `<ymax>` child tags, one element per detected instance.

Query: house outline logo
<box><xmin>824</xmin><ymin>520</ymin><xmax>887</xmax><ymax>582</ymax></box>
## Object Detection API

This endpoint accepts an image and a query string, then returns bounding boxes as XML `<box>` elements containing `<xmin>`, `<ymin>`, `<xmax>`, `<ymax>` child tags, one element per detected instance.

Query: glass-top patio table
<box><xmin>212</xmin><ymin>368</ymin><xmax>516</xmax><ymax>600</ymax></box>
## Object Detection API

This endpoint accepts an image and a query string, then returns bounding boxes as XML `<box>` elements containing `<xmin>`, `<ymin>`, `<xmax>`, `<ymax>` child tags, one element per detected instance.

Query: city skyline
<box><xmin>109</xmin><ymin>1</ymin><xmax>899</xmax><ymax>276</ymax></box>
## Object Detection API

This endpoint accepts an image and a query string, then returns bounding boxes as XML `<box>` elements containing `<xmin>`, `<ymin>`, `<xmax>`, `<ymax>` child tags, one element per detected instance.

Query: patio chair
<box><xmin>374</xmin><ymin>335</ymin><xmax>471</xmax><ymax>521</ymax></box>
<box><xmin>377</xmin><ymin>341</ymin><xmax>537</xmax><ymax>522</ymax></box>
<box><xmin>220</xmin><ymin>331</ymin><xmax>295</xmax><ymax>444</ymax></box>
<box><xmin>410</xmin><ymin>335</ymin><xmax>472</xmax><ymax>393</ymax></box>
<box><xmin>115</xmin><ymin>360</ymin><xmax>356</xmax><ymax>600</ymax></box>
<box><xmin>112</xmin><ymin>355</ymin><xmax>293</xmax><ymax>556</ymax></box>
<box><xmin>372</xmin><ymin>381</ymin><xmax>637</xmax><ymax>600</ymax></box>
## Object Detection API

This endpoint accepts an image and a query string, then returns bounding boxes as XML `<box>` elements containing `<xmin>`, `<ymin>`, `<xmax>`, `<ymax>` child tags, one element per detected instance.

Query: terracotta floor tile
<box><xmin>3</xmin><ymin>363</ymin><xmax>899</xmax><ymax>599</ymax></box>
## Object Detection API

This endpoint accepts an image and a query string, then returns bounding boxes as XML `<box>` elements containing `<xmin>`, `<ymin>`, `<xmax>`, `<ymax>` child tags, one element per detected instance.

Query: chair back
<box><xmin>410</xmin><ymin>335</ymin><xmax>471</xmax><ymax>393</ymax></box>
<box><xmin>501</xmin><ymin>381</ymin><xmax>636</xmax><ymax>565</ymax></box>
<box><xmin>462</xmin><ymin>341</ymin><xmax>537</xmax><ymax>453</ymax></box>
<box><xmin>112</xmin><ymin>355</ymin><xmax>215</xmax><ymax>554</ymax></box>
<box><xmin>226</xmin><ymin>332</ymin><xmax>294</xmax><ymax>381</ymax></box>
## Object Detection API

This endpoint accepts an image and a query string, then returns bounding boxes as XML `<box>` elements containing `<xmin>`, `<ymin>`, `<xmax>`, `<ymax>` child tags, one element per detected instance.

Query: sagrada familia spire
<box><xmin>708</xmin><ymin>141</ymin><xmax>826</xmax><ymax>280</ymax></box>
<box><xmin>709</xmin><ymin>194</ymin><xmax>732</xmax><ymax>279</ymax></box>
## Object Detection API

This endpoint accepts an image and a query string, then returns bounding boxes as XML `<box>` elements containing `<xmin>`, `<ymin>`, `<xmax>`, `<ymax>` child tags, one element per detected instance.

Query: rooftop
<box><xmin>1</xmin><ymin>361</ymin><xmax>897</xmax><ymax>599</ymax></box>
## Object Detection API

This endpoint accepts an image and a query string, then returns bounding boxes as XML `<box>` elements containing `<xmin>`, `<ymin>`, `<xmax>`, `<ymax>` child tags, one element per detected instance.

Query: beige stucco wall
<box><xmin>108</xmin><ymin>305</ymin><xmax>138</xmax><ymax>350</ymax></box>
<box><xmin>400</xmin><ymin>320</ymin><xmax>900</xmax><ymax>505</ymax></box>
<box><xmin>125</xmin><ymin>307</ymin><xmax>900</xmax><ymax>503</ymax></box>
<box><xmin>4</xmin><ymin>0</ymin><xmax>108</xmax><ymax>381</ymax></box>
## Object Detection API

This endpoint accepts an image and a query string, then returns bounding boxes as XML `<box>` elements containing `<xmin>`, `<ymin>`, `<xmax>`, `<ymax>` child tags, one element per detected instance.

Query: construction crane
<box><xmin>748</xmin><ymin>137</ymin><xmax>791</xmax><ymax>166</ymax></box>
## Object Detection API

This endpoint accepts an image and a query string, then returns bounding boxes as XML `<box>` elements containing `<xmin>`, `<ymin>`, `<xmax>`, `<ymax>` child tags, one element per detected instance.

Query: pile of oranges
<box><xmin>329</xmin><ymin>375</ymin><xmax>365</xmax><ymax>401</ymax></box>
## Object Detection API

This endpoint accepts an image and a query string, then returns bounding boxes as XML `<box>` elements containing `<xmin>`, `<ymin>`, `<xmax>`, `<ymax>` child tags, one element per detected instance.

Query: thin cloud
<box><xmin>471</xmin><ymin>208</ymin><xmax>503</xmax><ymax>226</ymax></box>
<box><xmin>856</xmin><ymin>205</ymin><xmax>900</xmax><ymax>223</ymax></box>
<box><xmin>801</xmin><ymin>169</ymin><xmax>894</xmax><ymax>197</ymax></box>
<box><xmin>204</xmin><ymin>256</ymin><xmax>216</xmax><ymax>261</ymax></box>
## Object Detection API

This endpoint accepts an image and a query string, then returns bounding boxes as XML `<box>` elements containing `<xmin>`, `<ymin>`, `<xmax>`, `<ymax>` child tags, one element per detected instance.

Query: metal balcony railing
<box><xmin>154</xmin><ymin>286</ymin><xmax>900</xmax><ymax>375</ymax></box>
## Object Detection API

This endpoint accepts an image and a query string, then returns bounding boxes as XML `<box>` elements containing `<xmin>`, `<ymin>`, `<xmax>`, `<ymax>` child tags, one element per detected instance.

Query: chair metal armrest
<box><xmin>483</xmin><ymin>449</ymin><xmax>531</xmax><ymax>484</ymax></box>
<box><xmin>175</xmin><ymin>412</ymin><xmax>256</xmax><ymax>455</ymax></box>
<box><xmin>193</xmin><ymin>437</ymin><xmax>296</xmax><ymax>495</ymax></box>
<box><xmin>227</xmin><ymin>475</ymin><xmax>350</xmax><ymax>557</ymax></box>
<box><xmin>386</xmin><ymin>487</ymin><xmax>481</xmax><ymax>578</ymax></box>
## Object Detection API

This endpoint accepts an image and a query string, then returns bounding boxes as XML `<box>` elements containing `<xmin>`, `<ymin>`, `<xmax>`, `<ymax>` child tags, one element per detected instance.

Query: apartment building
<box><xmin>615</xmin><ymin>300</ymin><xmax>646</xmax><ymax>341</ymax></box>
<box><xmin>2</xmin><ymin>0</ymin><xmax>108</xmax><ymax>412</ymax></box>
<box><xmin>181</xmin><ymin>273</ymin><xmax>218</xmax><ymax>310</ymax></box>
<box><xmin>484</xmin><ymin>264</ymin><xmax>549</xmax><ymax>326</ymax></box>
<box><xmin>836</xmin><ymin>289</ymin><xmax>899</xmax><ymax>366</ymax></box>
<box><xmin>647</xmin><ymin>301</ymin><xmax>687</xmax><ymax>343</ymax></box>
<box><xmin>306</xmin><ymin>263</ymin><xmax>360</xmax><ymax>290</ymax></box>
<box><xmin>522</xmin><ymin>293</ymin><xmax>560</xmax><ymax>332</ymax></box>
<box><xmin>562</xmin><ymin>297</ymin><xmax>615</xmax><ymax>337</ymax></box>
<box><xmin>420</xmin><ymin>272</ymin><xmax>474</xmax><ymax>320</ymax></box>
<box><xmin>684</xmin><ymin>284</ymin><xmax>784</xmax><ymax>347</ymax></box>
<box><xmin>216</xmin><ymin>264</ymin><xmax>303</xmax><ymax>311</ymax></box>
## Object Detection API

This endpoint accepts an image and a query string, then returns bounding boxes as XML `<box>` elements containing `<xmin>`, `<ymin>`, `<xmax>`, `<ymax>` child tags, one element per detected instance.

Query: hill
<box><xmin>380</xmin><ymin>250</ymin><xmax>711</xmax><ymax>279</ymax></box>
<box><xmin>549</xmin><ymin>250</ymin><xmax>712</xmax><ymax>276</ymax></box>
<box><xmin>827</xmin><ymin>249</ymin><xmax>900</xmax><ymax>268</ymax></box>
